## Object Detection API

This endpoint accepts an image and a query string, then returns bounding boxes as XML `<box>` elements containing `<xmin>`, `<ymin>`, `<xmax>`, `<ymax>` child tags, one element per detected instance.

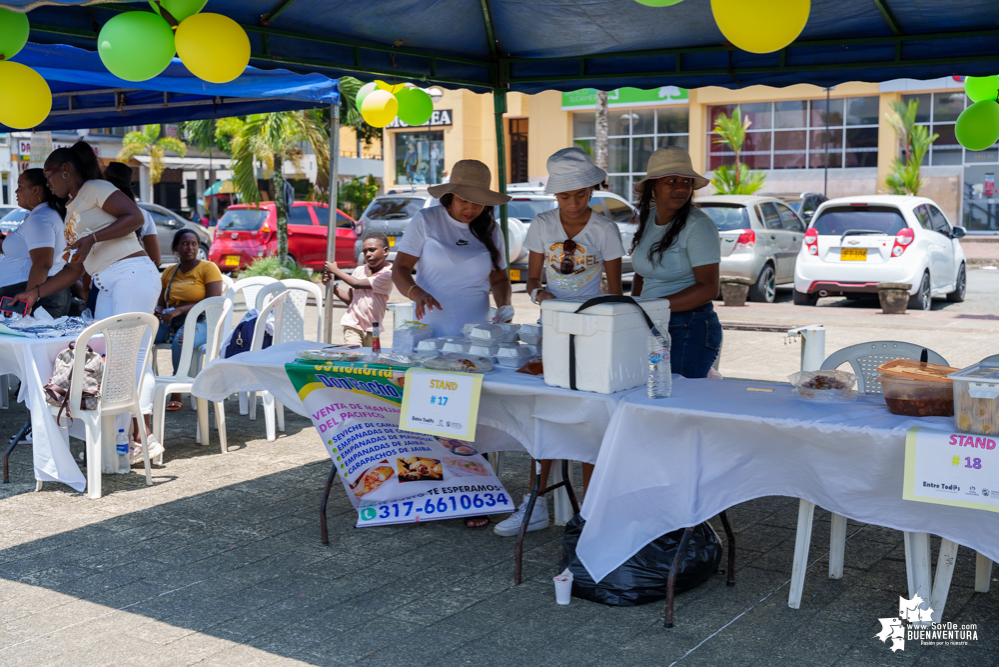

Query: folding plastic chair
<box><xmin>152</xmin><ymin>297</ymin><xmax>232</xmax><ymax>453</ymax></box>
<box><xmin>251</xmin><ymin>291</ymin><xmax>290</xmax><ymax>442</ymax></box>
<box><xmin>47</xmin><ymin>313</ymin><xmax>159</xmax><ymax>499</ymax></box>
<box><xmin>222</xmin><ymin>276</ymin><xmax>277</xmax><ymax>415</ymax></box>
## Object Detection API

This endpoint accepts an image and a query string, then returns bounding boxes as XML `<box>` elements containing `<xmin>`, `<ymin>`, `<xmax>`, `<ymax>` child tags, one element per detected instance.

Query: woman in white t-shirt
<box><xmin>0</xmin><ymin>169</ymin><xmax>71</xmax><ymax>317</ymax></box>
<box><xmin>393</xmin><ymin>159</ymin><xmax>513</xmax><ymax>339</ymax></box>
<box><xmin>494</xmin><ymin>148</ymin><xmax>624</xmax><ymax>538</ymax></box>
<box><xmin>16</xmin><ymin>141</ymin><xmax>163</xmax><ymax>460</ymax></box>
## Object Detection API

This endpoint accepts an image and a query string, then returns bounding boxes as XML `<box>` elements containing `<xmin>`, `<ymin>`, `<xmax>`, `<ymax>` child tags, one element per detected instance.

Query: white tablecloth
<box><xmin>191</xmin><ymin>341</ymin><xmax>629</xmax><ymax>460</ymax></box>
<box><xmin>576</xmin><ymin>377</ymin><xmax>999</xmax><ymax>583</ymax></box>
<box><xmin>0</xmin><ymin>333</ymin><xmax>102</xmax><ymax>492</ymax></box>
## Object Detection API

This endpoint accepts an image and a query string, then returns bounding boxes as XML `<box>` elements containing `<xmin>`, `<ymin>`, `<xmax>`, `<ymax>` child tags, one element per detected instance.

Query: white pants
<box><xmin>92</xmin><ymin>256</ymin><xmax>160</xmax><ymax>419</ymax></box>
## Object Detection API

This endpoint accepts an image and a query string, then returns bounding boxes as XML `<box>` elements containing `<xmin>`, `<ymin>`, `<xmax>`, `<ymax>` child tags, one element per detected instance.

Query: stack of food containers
<box><xmin>948</xmin><ymin>363</ymin><xmax>999</xmax><ymax>435</ymax></box>
<box><xmin>877</xmin><ymin>360</ymin><xmax>960</xmax><ymax>417</ymax></box>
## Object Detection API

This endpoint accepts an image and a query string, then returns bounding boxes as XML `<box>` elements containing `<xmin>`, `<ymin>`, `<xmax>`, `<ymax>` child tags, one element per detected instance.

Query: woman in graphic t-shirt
<box><xmin>392</xmin><ymin>159</ymin><xmax>513</xmax><ymax>339</ymax></box>
<box><xmin>17</xmin><ymin>141</ymin><xmax>164</xmax><ymax>460</ymax></box>
<box><xmin>492</xmin><ymin>147</ymin><xmax>626</xmax><ymax>539</ymax></box>
<box><xmin>392</xmin><ymin>159</ymin><xmax>512</xmax><ymax>530</ymax></box>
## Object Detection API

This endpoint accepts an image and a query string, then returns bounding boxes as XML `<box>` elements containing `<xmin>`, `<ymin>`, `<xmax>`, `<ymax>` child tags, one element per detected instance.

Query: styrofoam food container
<box><xmin>519</xmin><ymin>333</ymin><xmax>542</xmax><ymax>345</ymax></box>
<box><xmin>415</xmin><ymin>338</ymin><xmax>446</xmax><ymax>352</ymax></box>
<box><xmin>441</xmin><ymin>339</ymin><xmax>471</xmax><ymax>354</ymax></box>
<box><xmin>462</xmin><ymin>320</ymin><xmax>492</xmax><ymax>337</ymax></box>
<box><xmin>497</xmin><ymin>345</ymin><xmax>532</xmax><ymax>368</ymax></box>
<box><xmin>541</xmin><ymin>296</ymin><xmax>671</xmax><ymax>394</ymax></box>
<box><xmin>520</xmin><ymin>323</ymin><xmax>542</xmax><ymax>337</ymax></box>
<box><xmin>468</xmin><ymin>324</ymin><xmax>506</xmax><ymax>343</ymax></box>
<box><xmin>468</xmin><ymin>343</ymin><xmax>500</xmax><ymax>360</ymax></box>
<box><xmin>523</xmin><ymin>343</ymin><xmax>542</xmax><ymax>356</ymax></box>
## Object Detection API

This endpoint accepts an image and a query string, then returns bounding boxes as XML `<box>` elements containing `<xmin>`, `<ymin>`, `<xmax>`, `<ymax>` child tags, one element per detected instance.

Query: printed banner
<box><xmin>903</xmin><ymin>427</ymin><xmax>999</xmax><ymax>513</ymax></box>
<box><xmin>399</xmin><ymin>368</ymin><xmax>483</xmax><ymax>441</ymax></box>
<box><xmin>561</xmin><ymin>86</ymin><xmax>689</xmax><ymax>110</ymax></box>
<box><xmin>285</xmin><ymin>361</ymin><xmax>514</xmax><ymax>526</ymax></box>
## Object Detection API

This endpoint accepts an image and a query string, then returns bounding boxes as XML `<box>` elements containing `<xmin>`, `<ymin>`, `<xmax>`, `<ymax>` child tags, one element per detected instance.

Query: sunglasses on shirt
<box><xmin>559</xmin><ymin>239</ymin><xmax>577</xmax><ymax>275</ymax></box>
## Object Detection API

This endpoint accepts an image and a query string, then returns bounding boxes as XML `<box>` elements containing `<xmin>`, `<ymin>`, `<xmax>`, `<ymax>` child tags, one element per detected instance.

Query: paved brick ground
<box><xmin>0</xmin><ymin>388</ymin><xmax>997</xmax><ymax>666</ymax></box>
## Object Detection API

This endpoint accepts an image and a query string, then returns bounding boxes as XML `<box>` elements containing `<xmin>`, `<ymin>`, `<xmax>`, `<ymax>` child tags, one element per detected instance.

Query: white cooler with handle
<box><xmin>541</xmin><ymin>295</ymin><xmax>671</xmax><ymax>394</ymax></box>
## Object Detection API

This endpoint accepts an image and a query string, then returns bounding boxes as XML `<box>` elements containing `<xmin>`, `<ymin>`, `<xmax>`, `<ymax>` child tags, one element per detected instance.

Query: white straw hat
<box><xmin>544</xmin><ymin>147</ymin><xmax>608</xmax><ymax>195</ymax></box>
<box><xmin>633</xmin><ymin>146</ymin><xmax>709</xmax><ymax>191</ymax></box>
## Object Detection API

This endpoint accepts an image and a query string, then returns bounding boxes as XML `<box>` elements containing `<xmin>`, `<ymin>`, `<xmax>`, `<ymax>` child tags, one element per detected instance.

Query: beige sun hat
<box><xmin>633</xmin><ymin>146</ymin><xmax>709</xmax><ymax>191</ymax></box>
<box><xmin>428</xmin><ymin>159</ymin><xmax>511</xmax><ymax>206</ymax></box>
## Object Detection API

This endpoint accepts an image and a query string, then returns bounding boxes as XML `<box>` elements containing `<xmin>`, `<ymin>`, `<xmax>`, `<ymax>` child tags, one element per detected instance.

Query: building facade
<box><xmin>381</xmin><ymin>77</ymin><xmax>994</xmax><ymax>232</ymax></box>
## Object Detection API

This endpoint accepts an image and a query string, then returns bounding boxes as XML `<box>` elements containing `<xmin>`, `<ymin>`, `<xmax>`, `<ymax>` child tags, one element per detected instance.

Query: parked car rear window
<box><xmin>364</xmin><ymin>198</ymin><xmax>425</xmax><ymax>221</ymax></box>
<box><xmin>597</xmin><ymin>197</ymin><xmax>635</xmax><ymax>223</ymax></box>
<box><xmin>495</xmin><ymin>199</ymin><xmax>555</xmax><ymax>221</ymax></box>
<box><xmin>810</xmin><ymin>206</ymin><xmax>907</xmax><ymax>236</ymax></box>
<box><xmin>0</xmin><ymin>208</ymin><xmax>29</xmax><ymax>231</ymax></box>
<box><xmin>218</xmin><ymin>208</ymin><xmax>269</xmax><ymax>231</ymax></box>
<box><xmin>699</xmin><ymin>205</ymin><xmax>751</xmax><ymax>232</ymax></box>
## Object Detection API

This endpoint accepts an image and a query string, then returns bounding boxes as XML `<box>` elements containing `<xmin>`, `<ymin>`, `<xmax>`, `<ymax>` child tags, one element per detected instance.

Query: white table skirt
<box><xmin>0</xmin><ymin>333</ymin><xmax>104</xmax><ymax>492</ymax></box>
<box><xmin>576</xmin><ymin>377</ymin><xmax>999</xmax><ymax>583</ymax></box>
<box><xmin>191</xmin><ymin>340</ymin><xmax>630</xmax><ymax>461</ymax></box>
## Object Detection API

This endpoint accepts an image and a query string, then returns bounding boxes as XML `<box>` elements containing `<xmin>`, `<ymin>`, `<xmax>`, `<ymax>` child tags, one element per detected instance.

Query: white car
<box><xmin>793</xmin><ymin>195</ymin><xmax>967</xmax><ymax>309</ymax></box>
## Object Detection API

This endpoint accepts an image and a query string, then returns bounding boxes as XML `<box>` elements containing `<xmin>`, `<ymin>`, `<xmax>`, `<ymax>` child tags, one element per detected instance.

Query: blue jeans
<box><xmin>155</xmin><ymin>317</ymin><xmax>208</xmax><ymax>374</ymax></box>
<box><xmin>668</xmin><ymin>302</ymin><xmax>722</xmax><ymax>379</ymax></box>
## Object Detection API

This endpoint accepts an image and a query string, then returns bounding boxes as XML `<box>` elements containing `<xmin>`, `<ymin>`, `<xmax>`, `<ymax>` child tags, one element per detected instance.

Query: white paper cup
<box><xmin>553</xmin><ymin>569</ymin><xmax>573</xmax><ymax>605</ymax></box>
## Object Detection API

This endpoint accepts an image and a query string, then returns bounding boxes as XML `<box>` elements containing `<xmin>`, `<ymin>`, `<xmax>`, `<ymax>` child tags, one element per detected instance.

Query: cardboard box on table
<box><xmin>541</xmin><ymin>296</ymin><xmax>671</xmax><ymax>394</ymax></box>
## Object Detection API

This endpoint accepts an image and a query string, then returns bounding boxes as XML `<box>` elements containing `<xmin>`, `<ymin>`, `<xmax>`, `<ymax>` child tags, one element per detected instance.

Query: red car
<box><xmin>209</xmin><ymin>202</ymin><xmax>357</xmax><ymax>272</ymax></box>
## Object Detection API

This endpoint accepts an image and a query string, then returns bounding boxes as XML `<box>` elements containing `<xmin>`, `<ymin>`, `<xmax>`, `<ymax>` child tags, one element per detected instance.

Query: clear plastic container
<box><xmin>878</xmin><ymin>359</ymin><xmax>959</xmax><ymax>417</ymax></box>
<box><xmin>788</xmin><ymin>370</ymin><xmax>858</xmax><ymax>402</ymax></box>
<box><xmin>948</xmin><ymin>363</ymin><xmax>999</xmax><ymax>435</ymax></box>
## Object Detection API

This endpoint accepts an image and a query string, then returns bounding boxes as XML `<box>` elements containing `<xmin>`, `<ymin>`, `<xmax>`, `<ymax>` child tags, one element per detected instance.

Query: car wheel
<box><xmin>197</xmin><ymin>244</ymin><xmax>209</xmax><ymax>261</ymax></box>
<box><xmin>909</xmin><ymin>272</ymin><xmax>931</xmax><ymax>311</ymax></box>
<box><xmin>793</xmin><ymin>290</ymin><xmax>817</xmax><ymax>306</ymax></box>
<box><xmin>748</xmin><ymin>264</ymin><xmax>776</xmax><ymax>303</ymax></box>
<box><xmin>946</xmin><ymin>264</ymin><xmax>966</xmax><ymax>303</ymax></box>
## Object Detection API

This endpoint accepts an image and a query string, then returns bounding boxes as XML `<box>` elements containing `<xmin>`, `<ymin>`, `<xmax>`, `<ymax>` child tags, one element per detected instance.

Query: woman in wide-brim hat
<box><xmin>392</xmin><ymin>159</ymin><xmax>512</xmax><ymax>529</ymax></box>
<box><xmin>630</xmin><ymin>146</ymin><xmax>722</xmax><ymax>379</ymax></box>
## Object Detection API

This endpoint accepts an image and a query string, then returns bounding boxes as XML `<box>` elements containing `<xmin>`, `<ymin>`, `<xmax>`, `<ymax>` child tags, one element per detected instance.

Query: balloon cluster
<box><xmin>956</xmin><ymin>76</ymin><xmax>999</xmax><ymax>152</ymax></box>
<box><xmin>634</xmin><ymin>0</ymin><xmax>811</xmax><ymax>54</ymax></box>
<box><xmin>99</xmin><ymin>1</ymin><xmax>250</xmax><ymax>83</ymax></box>
<box><xmin>356</xmin><ymin>81</ymin><xmax>434</xmax><ymax>128</ymax></box>
<box><xmin>0</xmin><ymin>8</ymin><xmax>51</xmax><ymax>129</ymax></box>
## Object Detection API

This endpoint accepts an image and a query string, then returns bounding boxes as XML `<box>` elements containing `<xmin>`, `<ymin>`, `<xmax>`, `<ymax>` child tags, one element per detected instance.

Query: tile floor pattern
<box><xmin>0</xmin><ymin>393</ymin><xmax>997</xmax><ymax>666</ymax></box>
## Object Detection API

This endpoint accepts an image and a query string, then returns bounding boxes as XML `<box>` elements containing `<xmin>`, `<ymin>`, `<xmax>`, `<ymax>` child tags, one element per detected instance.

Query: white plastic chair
<box><xmin>49</xmin><ymin>313</ymin><xmax>159</xmax><ymax>499</ymax></box>
<box><xmin>248</xmin><ymin>280</ymin><xmax>324</xmax><ymax>429</ymax></box>
<box><xmin>789</xmin><ymin>341</ymin><xmax>948</xmax><ymax>610</ymax></box>
<box><xmin>223</xmin><ymin>276</ymin><xmax>277</xmax><ymax>415</ymax></box>
<box><xmin>152</xmin><ymin>297</ymin><xmax>232</xmax><ymax>454</ymax></box>
<box><xmin>251</xmin><ymin>291</ymin><xmax>290</xmax><ymax>442</ymax></box>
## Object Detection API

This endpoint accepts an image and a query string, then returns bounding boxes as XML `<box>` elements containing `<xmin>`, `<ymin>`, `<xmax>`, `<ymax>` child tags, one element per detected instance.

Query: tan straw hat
<box><xmin>633</xmin><ymin>146</ymin><xmax>709</xmax><ymax>191</ymax></box>
<box><xmin>428</xmin><ymin>159</ymin><xmax>512</xmax><ymax>206</ymax></box>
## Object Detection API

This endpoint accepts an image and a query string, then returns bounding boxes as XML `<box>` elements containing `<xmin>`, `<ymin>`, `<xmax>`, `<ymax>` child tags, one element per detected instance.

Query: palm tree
<box><xmin>228</xmin><ymin>110</ymin><xmax>330</xmax><ymax>265</ymax></box>
<box><xmin>884</xmin><ymin>99</ymin><xmax>938</xmax><ymax>196</ymax></box>
<box><xmin>710</xmin><ymin>109</ymin><xmax>766</xmax><ymax>195</ymax></box>
<box><xmin>116</xmin><ymin>124</ymin><xmax>188</xmax><ymax>185</ymax></box>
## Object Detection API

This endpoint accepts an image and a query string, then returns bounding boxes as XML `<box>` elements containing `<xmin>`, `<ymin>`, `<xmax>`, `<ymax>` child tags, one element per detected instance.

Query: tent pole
<box><xmin>494</xmin><ymin>89</ymin><xmax>509</xmax><ymax>269</ymax></box>
<box><xmin>323</xmin><ymin>103</ymin><xmax>341</xmax><ymax>344</ymax></box>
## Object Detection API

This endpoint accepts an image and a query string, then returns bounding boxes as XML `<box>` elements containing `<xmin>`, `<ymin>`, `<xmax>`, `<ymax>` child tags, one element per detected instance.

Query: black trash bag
<box><xmin>559</xmin><ymin>514</ymin><xmax>722</xmax><ymax>607</ymax></box>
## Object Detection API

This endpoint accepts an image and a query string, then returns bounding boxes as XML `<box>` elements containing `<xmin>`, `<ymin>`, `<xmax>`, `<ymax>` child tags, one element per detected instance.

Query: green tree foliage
<box><xmin>338</xmin><ymin>175</ymin><xmax>379</xmax><ymax>218</ymax></box>
<box><xmin>709</xmin><ymin>108</ymin><xmax>766</xmax><ymax>195</ymax></box>
<box><xmin>117</xmin><ymin>124</ymin><xmax>187</xmax><ymax>185</ymax></box>
<box><xmin>884</xmin><ymin>99</ymin><xmax>938</xmax><ymax>196</ymax></box>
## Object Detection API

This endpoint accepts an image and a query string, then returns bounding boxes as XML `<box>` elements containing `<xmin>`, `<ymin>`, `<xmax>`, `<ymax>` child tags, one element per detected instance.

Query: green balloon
<box><xmin>99</xmin><ymin>12</ymin><xmax>176</xmax><ymax>82</ymax></box>
<box><xmin>395</xmin><ymin>87</ymin><xmax>434</xmax><ymax>126</ymax></box>
<box><xmin>965</xmin><ymin>75</ymin><xmax>999</xmax><ymax>103</ymax></box>
<box><xmin>0</xmin><ymin>8</ymin><xmax>29</xmax><ymax>61</ymax></box>
<box><xmin>955</xmin><ymin>101</ymin><xmax>999</xmax><ymax>151</ymax></box>
<box><xmin>633</xmin><ymin>0</ymin><xmax>684</xmax><ymax>6</ymax></box>
<box><xmin>355</xmin><ymin>81</ymin><xmax>378</xmax><ymax>110</ymax></box>
<box><xmin>148</xmin><ymin>0</ymin><xmax>208</xmax><ymax>23</ymax></box>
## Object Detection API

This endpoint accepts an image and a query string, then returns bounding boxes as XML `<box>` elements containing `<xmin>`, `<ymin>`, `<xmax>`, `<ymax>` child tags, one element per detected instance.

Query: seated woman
<box><xmin>154</xmin><ymin>229</ymin><xmax>223</xmax><ymax>410</ymax></box>
<box><xmin>0</xmin><ymin>169</ymin><xmax>71</xmax><ymax>316</ymax></box>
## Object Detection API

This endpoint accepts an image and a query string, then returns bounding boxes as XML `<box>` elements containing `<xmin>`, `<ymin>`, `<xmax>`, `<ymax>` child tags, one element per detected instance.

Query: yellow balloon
<box><xmin>175</xmin><ymin>13</ymin><xmax>250</xmax><ymax>83</ymax></box>
<box><xmin>711</xmin><ymin>0</ymin><xmax>810</xmax><ymax>54</ymax></box>
<box><xmin>376</xmin><ymin>80</ymin><xmax>406</xmax><ymax>94</ymax></box>
<box><xmin>0</xmin><ymin>61</ymin><xmax>52</xmax><ymax>129</ymax></box>
<box><xmin>361</xmin><ymin>90</ymin><xmax>398</xmax><ymax>128</ymax></box>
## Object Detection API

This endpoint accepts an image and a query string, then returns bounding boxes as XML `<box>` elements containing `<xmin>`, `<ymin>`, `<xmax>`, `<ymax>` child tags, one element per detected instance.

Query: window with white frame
<box><xmin>571</xmin><ymin>107</ymin><xmax>689</xmax><ymax>201</ymax></box>
<box><xmin>707</xmin><ymin>97</ymin><xmax>880</xmax><ymax>171</ymax></box>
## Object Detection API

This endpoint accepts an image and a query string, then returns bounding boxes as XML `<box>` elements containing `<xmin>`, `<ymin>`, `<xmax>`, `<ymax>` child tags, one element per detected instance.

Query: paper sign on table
<box><xmin>904</xmin><ymin>426</ymin><xmax>999</xmax><ymax>513</ymax></box>
<box><xmin>399</xmin><ymin>368</ymin><xmax>483</xmax><ymax>441</ymax></box>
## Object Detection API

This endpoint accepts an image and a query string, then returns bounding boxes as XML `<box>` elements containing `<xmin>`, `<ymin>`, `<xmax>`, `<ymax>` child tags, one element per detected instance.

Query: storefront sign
<box><xmin>904</xmin><ymin>427</ymin><xmax>999</xmax><ymax>514</ymax></box>
<box><xmin>399</xmin><ymin>368</ymin><xmax>483</xmax><ymax>441</ymax></box>
<box><xmin>285</xmin><ymin>361</ymin><xmax>513</xmax><ymax>527</ymax></box>
<box><xmin>394</xmin><ymin>130</ymin><xmax>444</xmax><ymax>186</ymax></box>
<box><xmin>386</xmin><ymin>109</ymin><xmax>453</xmax><ymax>129</ymax></box>
<box><xmin>561</xmin><ymin>87</ymin><xmax>689</xmax><ymax>110</ymax></box>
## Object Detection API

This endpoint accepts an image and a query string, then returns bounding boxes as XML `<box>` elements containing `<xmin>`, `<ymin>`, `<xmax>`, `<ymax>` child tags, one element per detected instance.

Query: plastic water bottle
<box><xmin>116</xmin><ymin>428</ymin><xmax>129</xmax><ymax>473</ymax></box>
<box><xmin>647</xmin><ymin>320</ymin><xmax>672</xmax><ymax>399</ymax></box>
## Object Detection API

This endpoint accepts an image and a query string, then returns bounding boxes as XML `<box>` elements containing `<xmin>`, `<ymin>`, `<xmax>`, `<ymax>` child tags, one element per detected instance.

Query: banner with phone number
<box><xmin>284</xmin><ymin>360</ymin><xmax>514</xmax><ymax>527</ymax></box>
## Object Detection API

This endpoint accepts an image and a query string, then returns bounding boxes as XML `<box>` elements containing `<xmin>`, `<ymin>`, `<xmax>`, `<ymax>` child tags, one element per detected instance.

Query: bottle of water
<box><xmin>116</xmin><ymin>428</ymin><xmax>129</xmax><ymax>473</ymax></box>
<box><xmin>647</xmin><ymin>320</ymin><xmax>672</xmax><ymax>399</ymax></box>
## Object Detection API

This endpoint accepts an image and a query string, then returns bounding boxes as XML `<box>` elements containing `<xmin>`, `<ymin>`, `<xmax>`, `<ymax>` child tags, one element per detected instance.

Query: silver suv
<box><xmin>353</xmin><ymin>191</ymin><xmax>437</xmax><ymax>264</ymax></box>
